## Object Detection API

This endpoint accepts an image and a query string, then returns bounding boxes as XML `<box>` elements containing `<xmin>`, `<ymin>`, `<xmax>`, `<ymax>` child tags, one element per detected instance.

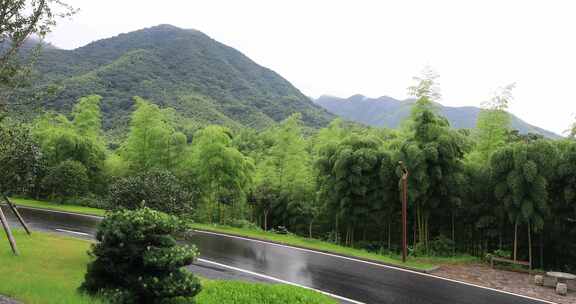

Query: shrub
<box><xmin>227</xmin><ymin>219</ymin><xmax>262</xmax><ymax>230</ymax></box>
<box><xmin>412</xmin><ymin>242</ymin><xmax>427</xmax><ymax>257</ymax></box>
<box><xmin>429</xmin><ymin>235</ymin><xmax>455</xmax><ymax>256</ymax></box>
<box><xmin>80</xmin><ymin>207</ymin><xmax>202</xmax><ymax>304</ymax></box>
<box><xmin>41</xmin><ymin>160</ymin><xmax>89</xmax><ymax>200</ymax></box>
<box><xmin>412</xmin><ymin>235</ymin><xmax>455</xmax><ymax>257</ymax></box>
<box><xmin>107</xmin><ymin>170</ymin><xmax>194</xmax><ymax>215</ymax></box>
<box><xmin>75</xmin><ymin>194</ymin><xmax>109</xmax><ymax>209</ymax></box>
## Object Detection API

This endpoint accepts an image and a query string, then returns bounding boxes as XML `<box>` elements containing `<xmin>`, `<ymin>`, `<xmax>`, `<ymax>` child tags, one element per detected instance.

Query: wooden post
<box><xmin>0</xmin><ymin>206</ymin><xmax>18</xmax><ymax>255</ymax></box>
<box><xmin>3</xmin><ymin>195</ymin><xmax>31</xmax><ymax>235</ymax></box>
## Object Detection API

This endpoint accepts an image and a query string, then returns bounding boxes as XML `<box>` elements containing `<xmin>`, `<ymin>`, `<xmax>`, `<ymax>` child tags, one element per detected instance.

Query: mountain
<box><xmin>19</xmin><ymin>25</ymin><xmax>333</xmax><ymax>131</ymax></box>
<box><xmin>315</xmin><ymin>94</ymin><xmax>561</xmax><ymax>139</ymax></box>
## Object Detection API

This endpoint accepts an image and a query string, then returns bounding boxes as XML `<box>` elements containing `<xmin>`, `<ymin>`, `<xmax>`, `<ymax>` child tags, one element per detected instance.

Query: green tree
<box><xmin>472</xmin><ymin>84</ymin><xmax>514</xmax><ymax>163</ymax></box>
<box><xmin>81</xmin><ymin>208</ymin><xmax>202</xmax><ymax>304</ymax></box>
<box><xmin>491</xmin><ymin>140</ymin><xmax>556</xmax><ymax>264</ymax></box>
<box><xmin>317</xmin><ymin>134</ymin><xmax>394</xmax><ymax>246</ymax></box>
<box><xmin>255</xmin><ymin>114</ymin><xmax>314</xmax><ymax>231</ymax></box>
<box><xmin>184</xmin><ymin>125</ymin><xmax>254</xmax><ymax>224</ymax></box>
<box><xmin>72</xmin><ymin>95</ymin><xmax>104</xmax><ymax>139</ymax></box>
<box><xmin>107</xmin><ymin>170</ymin><xmax>194</xmax><ymax>215</ymax></box>
<box><xmin>41</xmin><ymin>160</ymin><xmax>89</xmax><ymax>200</ymax></box>
<box><xmin>32</xmin><ymin>103</ymin><xmax>106</xmax><ymax>190</ymax></box>
<box><xmin>121</xmin><ymin>97</ymin><xmax>186</xmax><ymax>172</ymax></box>
<box><xmin>463</xmin><ymin>85</ymin><xmax>514</xmax><ymax>254</ymax></box>
<box><xmin>548</xmin><ymin>141</ymin><xmax>576</xmax><ymax>270</ymax></box>
<box><xmin>0</xmin><ymin>120</ymin><xmax>42</xmax><ymax>194</ymax></box>
<box><xmin>398</xmin><ymin>69</ymin><xmax>467</xmax><ymax>250</ymax></box>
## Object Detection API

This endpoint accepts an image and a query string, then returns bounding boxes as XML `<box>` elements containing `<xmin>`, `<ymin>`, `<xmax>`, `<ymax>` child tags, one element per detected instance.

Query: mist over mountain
<box><xmin>18</xmin><ymin>25</ymin><xmax>333</xmax><ymax>131</ymax></box>
<box><xmin>315</xmin><ymin>94</ymin><xmax>561</xmax><ymax>138</ymax></box>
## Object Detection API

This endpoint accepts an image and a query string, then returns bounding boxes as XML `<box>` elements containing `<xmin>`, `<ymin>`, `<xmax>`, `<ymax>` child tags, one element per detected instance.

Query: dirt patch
<box><xmin>433</xmin><ymin>263</ymin><xmax>576</xmax><ymax>304</ymax></box>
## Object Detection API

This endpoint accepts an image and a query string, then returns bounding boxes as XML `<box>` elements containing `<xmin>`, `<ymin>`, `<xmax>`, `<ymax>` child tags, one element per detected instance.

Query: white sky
<box><xmin>46</xmin><ymin>0</ymin><xmax>575</xmax><ymax>135</ymax></box>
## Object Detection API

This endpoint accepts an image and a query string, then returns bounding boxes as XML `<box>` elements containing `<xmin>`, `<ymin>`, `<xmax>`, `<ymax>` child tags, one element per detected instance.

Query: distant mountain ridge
<box><xmin>15</xmin><ymin>25</ymin><xmax>333</xmax><ymax>131</ymax></box>
<box><xmin>315</xmin><ymin>94</ymin><xmax>561</xmax><ymax>138</ymax></box>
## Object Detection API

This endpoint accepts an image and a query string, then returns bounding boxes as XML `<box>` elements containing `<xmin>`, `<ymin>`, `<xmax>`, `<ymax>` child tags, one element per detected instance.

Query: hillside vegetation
<box><xmin>13</xmin><ymin>25</ymin><xmax>332</xmax><ymax>133</ymax></box>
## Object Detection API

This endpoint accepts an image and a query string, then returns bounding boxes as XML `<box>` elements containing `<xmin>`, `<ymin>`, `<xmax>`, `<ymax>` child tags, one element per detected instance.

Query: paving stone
<box><xmin>534</xmin><ymin>275</ymin><xmax>543</xmax><ymax>286</ymax></box>
<box><xmin>556</xmin><ymin>283</ymin><xmax>568</xmax><ymax>296</ymax></box>
<box><xmin>433</xmin><ymin>264</ymin><xmax>576</xmax><ymax>304</ymax></box>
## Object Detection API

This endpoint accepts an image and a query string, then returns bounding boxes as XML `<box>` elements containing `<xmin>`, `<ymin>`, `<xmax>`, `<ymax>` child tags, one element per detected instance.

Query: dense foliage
<box><xmin>107</xmin><ymin>170</ymin><xmax>194</xmax><ymax>215</ymax></box>
<box><xmin>183</xmin><ymin>125</ymin><xmax>253</xmax><ymax>224</ymax></box>
<box><xmin>80</xmin><ymin>208</ymin><xmax>201</xmax><ymax>304</ymax></box>
<box><xmin>42</xmin><ymin>159</ymin><xmax>89</xmax><ymax>200</ymax></box>
<box><xmin>4</xmin><ymin>66</ymin><xmax>576</xmax><ymax>273</ymax></box>
<box><xmin>0</xmin><ymin>121</ymin><xmax>42</xmax><ymax>194</ymax></box>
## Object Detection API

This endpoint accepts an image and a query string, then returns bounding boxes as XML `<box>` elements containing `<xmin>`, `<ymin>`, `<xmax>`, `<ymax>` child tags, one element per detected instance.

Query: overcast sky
<box><xmin>46</xmin><ymin>0</ymin><xmax>575</xmax><ymax>135</ymax></box>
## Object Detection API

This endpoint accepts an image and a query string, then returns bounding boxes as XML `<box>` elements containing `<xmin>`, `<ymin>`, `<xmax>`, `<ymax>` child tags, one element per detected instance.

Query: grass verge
<box><xmin>191</xmin><ymin>223</ymin><xmax>474</xmax><ymax>271</ymax></box>
<box><xmin>0</xmin><ymin>230</ymin><xmax>336</xmax><ymax>304</ymax></box>
<box><xmin>9</xmin><ymin>197</ymin><xmax>106</xmax><ymax>217</ymax></box>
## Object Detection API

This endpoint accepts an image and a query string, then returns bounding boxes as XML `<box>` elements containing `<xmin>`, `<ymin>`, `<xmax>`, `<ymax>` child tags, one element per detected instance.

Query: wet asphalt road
<box><xmin>1</xmin><ymin>205</ymin><xmax>552</xmax><ymax>304</ymax></box>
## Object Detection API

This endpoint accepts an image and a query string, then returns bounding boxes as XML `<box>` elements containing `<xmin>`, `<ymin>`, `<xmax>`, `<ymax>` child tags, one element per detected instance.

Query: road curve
<box><xmin>1</xmin><ymin>205</ymin><xmax>555</xmax><ymax>304</ymax></box>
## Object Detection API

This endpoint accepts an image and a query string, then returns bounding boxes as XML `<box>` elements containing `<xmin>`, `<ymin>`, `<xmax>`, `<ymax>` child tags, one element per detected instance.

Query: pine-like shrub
<box><xmin>80</xmin><ymin>207</ymin><xmax>202</xmax><ymax>303</ymax></box>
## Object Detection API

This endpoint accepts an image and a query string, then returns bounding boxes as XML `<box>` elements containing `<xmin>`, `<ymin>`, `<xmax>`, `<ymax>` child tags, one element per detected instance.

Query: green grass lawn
<box><xmin>196</xmin><ymin>281</ymin><xmax>334</xmax><ymax>304</ymax></box>
<box><xmin>9</xmin><ymin>197</ymin><xmax>106</xmax><ymax>217</ymax></box>
<box><xmin>0</xmin><ymin>230</ymin><xmax>336</xmax><ymax>304</ymax></box>
<box><xmin>7</xmin><ymin>197</ymin><xmax>477</xmax><ymax>272</ymax></box>
<box><xmin>0</xmin><ymin>230</ymin><xmax>103</xmax><ymax>304</ymax></box>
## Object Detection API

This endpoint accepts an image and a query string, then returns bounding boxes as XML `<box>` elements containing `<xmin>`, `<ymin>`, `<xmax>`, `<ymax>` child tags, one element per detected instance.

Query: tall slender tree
<box><xmin>121</xmin><ymin>97</ymin><xmax>185</xmax><ymax>173</ymax></box>
<box><xmin>185</xmin><ymin>125</ymin><xmax>254</xmax><ymax>223</ymax></box>
<box><xmin>473</xmin><ymin>84</ymin><xmax>514</xmax><ymax>163</ymax></box>
<box><xmin>491</xmin><ymin>140</ymin><xmax>556</xmax><ymax>263</ymax></box>
<box><xmin>317</xmin><ymin>134</ymin><xmax>393</xmax><ymax>246</ymax></box>
<box><xmin>254</xmin><ymin>114</ymin><xmax>314</xmax><ymax>230</ymax></box>
<box><xmin>398</xmin><ymin>68</ymin><xmax>467</xmax><ymax>250</ymax></box>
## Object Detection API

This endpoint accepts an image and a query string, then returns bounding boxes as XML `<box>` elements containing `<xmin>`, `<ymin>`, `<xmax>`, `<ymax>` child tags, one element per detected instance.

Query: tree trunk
<box><xmin>387</xmin><ymin>220</ymin><xmax>391</xmax><ymax>251</ymax></box>
<box><xmin>513</xmin><ymin>221</ymin><xmax>518</xmax><ymax>261</ymax></box>
<box><xmin>452</xmin><ymin>211</ymin><xmax>455</xmax><ymax>256</ymax></box>
<box><xmin>335</xmin><ymin>215</ymin><xmax>340</xmax><ymax>244</ymax></box>
<box><xmin>499</xmin><ymin>230</ymin><xmax>502</xmax><ymax>250</ymax></box>
<box><xmin>308</xmin><ymin>219</ymin><xmax>314</xmax><ymax>239</ymax></box>
<box><xmin>528</xmin><ymin>222</ymin><xmax>532</xmax><ymax>270</ymax></box>
<box><xmin>540</xmin><ymin>232</ymin><xmax>544</xmax><ymax>269</ymax></box>
<box><xmin>263</xmin><ymin>209</ymin><xmax>269</xmax><ymax>231</ymax></box>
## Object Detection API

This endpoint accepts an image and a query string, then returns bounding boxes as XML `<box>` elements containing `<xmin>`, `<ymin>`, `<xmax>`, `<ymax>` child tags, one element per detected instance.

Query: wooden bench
<box><xmin>490</xmin><ymin>256</ymin><xmax>532</xmax><ymax>272</ymax></box>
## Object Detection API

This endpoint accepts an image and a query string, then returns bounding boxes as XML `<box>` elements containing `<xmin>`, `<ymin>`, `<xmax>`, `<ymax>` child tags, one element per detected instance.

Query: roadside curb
<box><xmin>190</xmin><ymin>228</ymin><xmax>440</xmax><ymax>274</ymax></box>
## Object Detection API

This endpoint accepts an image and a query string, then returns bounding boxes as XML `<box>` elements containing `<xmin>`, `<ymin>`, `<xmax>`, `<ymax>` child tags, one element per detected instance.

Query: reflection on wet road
<box><xmin>1</xmin><ymin>205</ymin><xmax>551</xmax><ymax>304</ymax></box>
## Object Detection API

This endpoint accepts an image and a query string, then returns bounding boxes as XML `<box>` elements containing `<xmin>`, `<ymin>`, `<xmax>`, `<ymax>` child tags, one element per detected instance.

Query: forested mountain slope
<box><xmin>315</xmin><ymin>94</ymin><xmax>560</xmax><ymax>138</ymax></box>
<box><xmin>20</xmin><ymin>24</ymin><xmax>333</xmax><ymax>131</ymax></box>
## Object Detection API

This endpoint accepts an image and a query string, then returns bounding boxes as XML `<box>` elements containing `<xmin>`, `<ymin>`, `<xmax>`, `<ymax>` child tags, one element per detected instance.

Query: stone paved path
<box><xmin>433</xmin><ymin>263</ymin><xmax>576</xmax><ymax>304</ymax></box>
<box><xmin>0</xmin><ymin>295</ymin><xmax>19</xmax><ymax>304</ymax></box>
